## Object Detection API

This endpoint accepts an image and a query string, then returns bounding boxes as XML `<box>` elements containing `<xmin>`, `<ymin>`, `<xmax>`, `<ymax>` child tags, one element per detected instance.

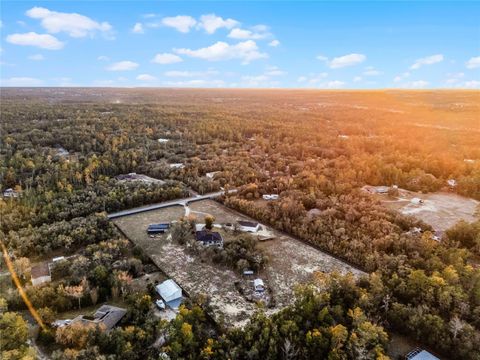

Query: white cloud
<box><xmin>93</xmin><ymin>79</ymin><xmax>116</xmax><ymax>86</ymax></box>
<box><xmin>162</xmin><ymin>79</ymin><xmax>225</xmax><ymax>87</ymax></box>
<box><xmin>328</xmin><ymin>53</ymin><xmax>366</xmax><ymax>69</ymax></box>
<box><xmin>26</xmin><ymin>7</ymin><xmax>112</xmax><ymax>38</ymax></box>
<box><xmin>265</xmin><ymin>69</ymin><xmax>285</xmax><ymax>76</ymax></box>
<box><xmin>151</xmin><ymin>53</ymin><xmax>183</xmax><ymax>64</ymax></box>
<box><xmin>6</xmin><ymin>32</ymin><xmax>64</xmax><ymax>50</ymax></box>
<box><xmin>466</xmin><ymin>56</ymin><xmax>480</xmax><ymax>69</ymax></box>
<box><xmin>106</xmin><ymin>61</ymin><xmax>139</xmax><ymax>71</ymax></box>
<box><xmin>175</xmin><ymin>40</ymin><xmax>267</xmax><ymax>64</ymax></box>
<box><xmin>324</xmin><ymin>80</ymin><xmax>345</xmax><ymax>89</ymax></box>
<box><xmin>132</xmin><ymin>23</ymin><xmax>144</xmax><ymax>34</ymax></box>
<box><xmin>136</xmin><ymin>74</ymin><xmax>156</xmax><ymax>81</ymax></box>
<box><xmin>297</xmin><ymin>72</ymin><xmax>328</xmax><ymax>85</ymax></box>
<box><xmin>405</xmin><ymin>80</ymin><xmax>429</xmax><ymax>88</ymax></box>
<box><xmin>164</xmin><ymin>69</ymin><xmax>218</xmax><ymax>78</ymax></box>
<box><xmin>393</xmin><ymin>72</ymin><xmax>410</xmax><ymax>83</ymax></box>
<box><xmin>363</xmin><ymin>67</ymin><xmax>381</xmax><ymax>76</ymax></box>
<box><xmin>198</xmin><ymin>14</ymin><xmax>239</xmax><ymax>34</ymax></box>
<box><xmin>53</xmin><ymin>77</ymin><xmax>75</xmax><ymax>86</ymax></box>
<box><xmin>353</xmin><ymin>76</ymin><xmax>362</xmax><ymax>82</ymax></box>
<box><xmin>410</xmin><ymin>54</ymin><xmax>443</xmax><ymax>70</ymax></box>
<box><xmin>268</xmin><ymin>40</ymin><xmax>280</xmax><ymax>47</ymax></box>
<box><xmin>463</xmin><ymin>80</ymin><xmax>480</xmax><ymax>88</ymax></box>
<box><xmin>1</xmin><ymin>77</ymin><xmax>43</xmax><ymax>86</ymax></box>
<box><xmin>445</xmin><ymin>72</ymin><xmax>464</xmax><ymax>85</ymax></box>
<box><xmin>28</xmin><ymin>54</ymin><xmax>45</xmax><ymax>61</ymax></box>
<box><xmin>228</xmin><ymin>27</ymin><xmax>270</xmax><ymax>40</ymax></box>
<box><xmin>161</xmin><ymin>15</ymin><xmax>196</xmax><ymax>33</ymax></box>
<box><xmin>97</xmin><ymin>55</ymin><xmax>109</xmax><ymax>61</ymax></box>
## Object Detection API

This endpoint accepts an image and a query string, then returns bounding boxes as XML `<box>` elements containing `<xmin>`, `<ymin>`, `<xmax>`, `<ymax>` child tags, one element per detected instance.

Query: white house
<box><xmin>237</xmin><ymin>221</ymin><xmax>261</xmax><ymax>233</ymax></box>
<box><xmin>253</xmin><ymin>278</ymin><xmax>265</xmax><ymax>292</ymax></box>
<box><xmin>156</xmin><ymin>279</ymin><xmax>183</xmax><ymax>309</ymax></box>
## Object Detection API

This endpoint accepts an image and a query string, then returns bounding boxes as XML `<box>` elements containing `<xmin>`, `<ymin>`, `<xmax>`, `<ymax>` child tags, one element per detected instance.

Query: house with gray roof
<box><xmin>71</xmin><ymin>304</ymin><xmax>127</xmax><ymax>330</ymax></box>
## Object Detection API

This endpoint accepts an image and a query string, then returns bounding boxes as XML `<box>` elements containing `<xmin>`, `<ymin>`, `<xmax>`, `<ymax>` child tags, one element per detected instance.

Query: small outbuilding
<box><xmin>262</xmin><ymin>194</ymin><xmax>279</xmax><ymax>200</ymax></box>
<box><xmin>31</xmin><ymin>263</ymin><xmax>51</xmax><ymax>286</ymax></box>
<box><xmin>147</xmin><ymin>223</ymin><xmax>170</xmax><ymax>234</ymax></box>
<box><xmin>253</xmin><ymin>278</ymin><xmax>265</xmax><ymax>292</ymax></box>
<box><xmin>237</xmin><ymin>221</ymin><xmax>261</xmax><ymax>233</ymax></box>
<box><xmin>2</xmin><ymin>188</ymin><xmax>19</xmax><ymax>198</ymax></box>
<box><xmin>156</xmin><ymin>279</ymin><xmax>183</xmax><ymax>310</ymax></box>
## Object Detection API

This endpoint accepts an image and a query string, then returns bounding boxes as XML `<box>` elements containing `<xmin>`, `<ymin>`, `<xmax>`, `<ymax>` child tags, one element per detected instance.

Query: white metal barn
<box><xmin>156</xmin><ymin>279</ymin><xmax>182</xmax><ymax>305</ymax></box>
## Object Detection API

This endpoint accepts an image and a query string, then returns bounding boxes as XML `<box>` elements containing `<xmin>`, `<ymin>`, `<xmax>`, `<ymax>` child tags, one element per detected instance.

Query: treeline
<box><xmin>223</xmin><ymin>192</ymin><xmax>480</xmax><ymax>358</ymax></box>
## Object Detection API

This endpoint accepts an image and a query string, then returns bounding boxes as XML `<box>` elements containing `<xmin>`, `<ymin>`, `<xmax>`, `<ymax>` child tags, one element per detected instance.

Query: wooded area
<box><xmin>1</xmin><ymin>89</ymin><xmax>479</xmax><ymax>359</ymax></box>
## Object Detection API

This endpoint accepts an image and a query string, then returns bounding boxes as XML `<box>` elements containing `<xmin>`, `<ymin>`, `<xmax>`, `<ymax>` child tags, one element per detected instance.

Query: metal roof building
<box><xmin>405</xmin><ymin>348</ymin><xmax>440</xmax><ymax>360</ymax></box>
<box><xmin>156</xmin><ymin>279</ymin><xmax>183</xmax><ymax>309</ymax></box>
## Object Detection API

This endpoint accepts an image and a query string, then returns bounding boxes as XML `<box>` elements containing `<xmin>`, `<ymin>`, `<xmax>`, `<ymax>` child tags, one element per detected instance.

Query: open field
<box><xmin>114</xmin><ymin>200</ymin><xmax>363</xmax><ymax>326</ymax></box>
<box><xmin>374</xmin><ymin>189</ymin><xmax>479</xmax><ymax>232</ymax></box>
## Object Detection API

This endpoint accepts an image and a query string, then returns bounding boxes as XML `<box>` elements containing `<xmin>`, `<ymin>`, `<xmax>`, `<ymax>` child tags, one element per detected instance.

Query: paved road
<box><xmin>107</xmin><ymin>190</ymin><xmax>235</xmax><ymax>219</ymax></box>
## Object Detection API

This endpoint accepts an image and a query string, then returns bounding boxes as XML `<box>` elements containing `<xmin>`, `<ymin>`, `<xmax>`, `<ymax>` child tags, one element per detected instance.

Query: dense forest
<box><xmin>1</xmin><ymin>88</ymin><xmax>480</xmax><ymax>360</ymax></box>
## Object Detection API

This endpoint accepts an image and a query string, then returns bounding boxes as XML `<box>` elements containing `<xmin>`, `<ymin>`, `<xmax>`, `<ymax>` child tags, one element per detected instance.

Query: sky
<box><xmin>1</xmin><ymin>1</ymin><xmax>479</xmax><ymax>88</ymax></box>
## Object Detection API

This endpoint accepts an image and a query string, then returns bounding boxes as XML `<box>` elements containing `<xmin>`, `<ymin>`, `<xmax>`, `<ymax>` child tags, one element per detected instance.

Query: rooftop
<box><xmin>73</xmin><ymin>304</ymin><xmax>127</xmax><ymax>330</ymax></box>
<box><xmin>156</xmin><ymin>279</ymin><xmax>182</xmax><ymax>302</ymax></box>
<box><xmin>237</xmin><ymin>220</ymin><xmax>259</xmax><ymax>228</ymax></box>
<box><xmin>195</xmin><ymin>230</ymin><xmax>223</xmax><ymax>243</ymax></box>
<box><xmin>405</xmin><ymin>348</ymin><xmax>440</xmax><ymax>360</ymax></box>
<box><xmin>31</xmin><ymin>262</ymin><xmax>50</xmax><ymax>279</ymax></box>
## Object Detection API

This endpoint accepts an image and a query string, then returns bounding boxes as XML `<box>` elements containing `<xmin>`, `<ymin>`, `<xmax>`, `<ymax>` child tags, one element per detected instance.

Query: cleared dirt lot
<box><xmin>113</xmin><ymin>204</ymin><xmax>258</xmax><ymax>327</ymax></box>
<box><xmin>377</xmin><ymin>190</ymin><xmax>479</xmax><ymax>231</ymax></box>
<box><xmin>189</xmin><ymin>200</ymin><xmax>364</xmax><ymax>306</ymax></box>
<box><xmin>114</xmin><ymin>200</ymin><xmax>363</xmax><ymax>326</ymax></box>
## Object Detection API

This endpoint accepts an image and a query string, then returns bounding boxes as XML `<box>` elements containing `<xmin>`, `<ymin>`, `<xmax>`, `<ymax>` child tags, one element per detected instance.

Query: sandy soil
<box><xmin>378</xmin><ymin>190</ymin><xmax>479</xmax><ymax>231</ymax></box>
<box><xmin>113</xmin><ymin>200</ymin><xmax>363</xmax><ymax>326</ymax></box>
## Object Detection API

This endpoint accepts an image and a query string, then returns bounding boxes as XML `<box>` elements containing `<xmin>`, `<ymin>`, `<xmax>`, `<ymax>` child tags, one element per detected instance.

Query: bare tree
<box><xmin>449</xmin><ymin>316</ymin><xmax>465</xmax><ymax>340</ymax></box>
<box><xmin>282</xmin><ymin>338</ymin><xmax>299</xmax><ymax>360</ymax></box>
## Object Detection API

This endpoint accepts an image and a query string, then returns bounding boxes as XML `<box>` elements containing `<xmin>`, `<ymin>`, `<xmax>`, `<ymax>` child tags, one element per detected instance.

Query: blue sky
<box><xmin>1</xmin><ymin>1</ymin><xmax>479</xmax><ymax>88</ymax></box>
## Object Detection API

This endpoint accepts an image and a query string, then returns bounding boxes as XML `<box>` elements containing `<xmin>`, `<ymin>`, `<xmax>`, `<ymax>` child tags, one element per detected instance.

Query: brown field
<box><xmin>114</xmin><ymin>200</ymin><xmax>363</xmax><ymax>326</ymax></box>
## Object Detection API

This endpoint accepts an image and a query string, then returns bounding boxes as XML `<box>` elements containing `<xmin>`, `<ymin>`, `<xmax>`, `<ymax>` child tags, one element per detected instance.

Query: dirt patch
<box><xmin>188</xmin><ymin>200</ymin><xmax>364</xmax><ymax>307</ymax></box>
<box><xmin>378</xmin><ymin>190</ymin><xmax>479</xmax><ymax>232</ymax></box>
<box><xmin>113</xmin><ymin>200</ymin><xmax>363</xmax><ymax>327</ymax></box>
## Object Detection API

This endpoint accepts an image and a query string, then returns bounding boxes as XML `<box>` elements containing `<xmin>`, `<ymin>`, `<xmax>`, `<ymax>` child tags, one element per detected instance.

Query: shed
<box><xmin>156</xmin><ymin>279</ymin><xmax>183</xmax><ymax>309</ymax></box>
<box><xmin>31</xmin><ymin>263</ymin><xmax>51</xmax><ymax>286</ymax></box>
<box><xmin>3</xmin><ymin>188</ymin><xmax>19</xmax><ymax>198</ymax></box>
<box><xmin>147</xmin><ymin>223</ymin><xmax>170</xmax><ymax>234</ymax></box>
<box><xmin>237</xmin><ymin>221</ymin><xmax>261</xmax><ymax>233</ymax></box>
<box><xmin>253</xmin><ymin>278</ymin><xmax>265</xmax><ymax>292</ymax></box>
<box><xmin>262</xmin><ymin>194</ymin><xmax>279</xmax><ymax>200</ymax></box>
